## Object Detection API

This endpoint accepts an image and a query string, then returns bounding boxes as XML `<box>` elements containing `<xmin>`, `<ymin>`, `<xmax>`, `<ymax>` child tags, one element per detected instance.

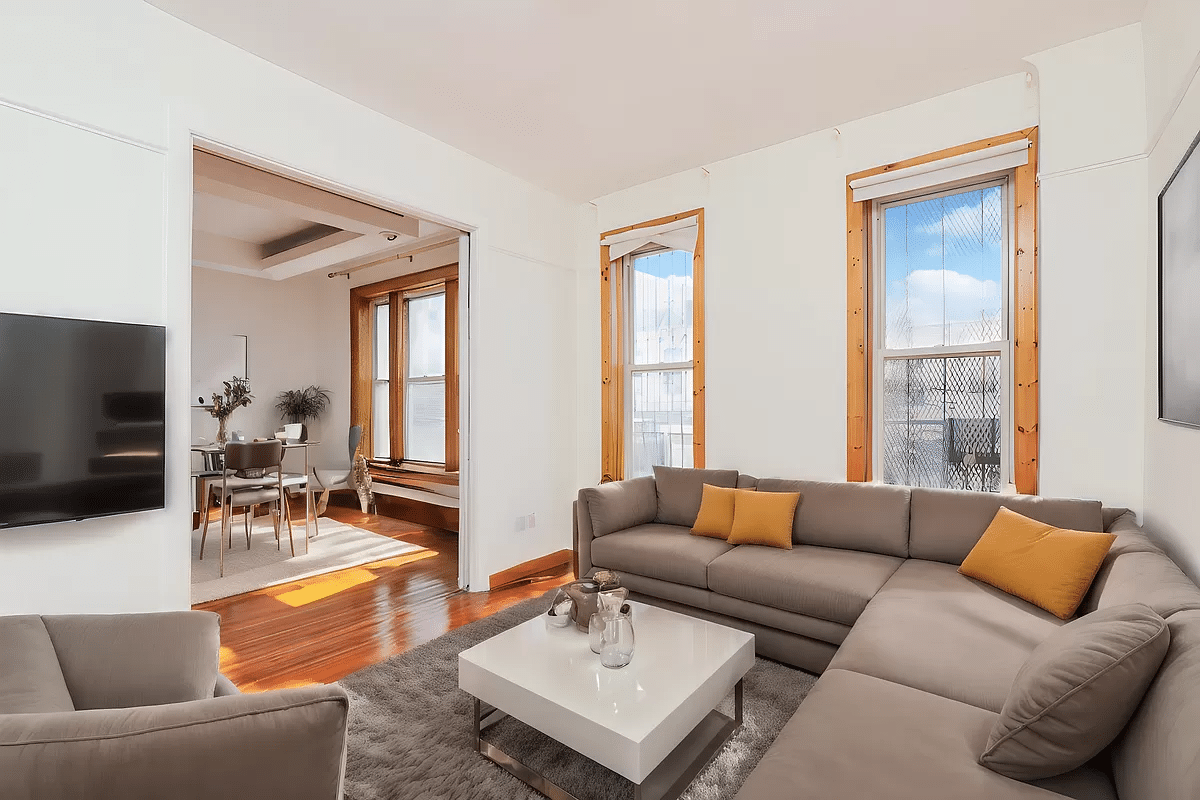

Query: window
<box><xmin>599</xmin><ymin>210</ymin><xmax>705</xmax><ymax>482</ymax></box>
<box><xmin>351</xmin><ymin>265</ymin><xmax>458</xmax><ymax>471</ymax></box>
<box><xmin>626</xmin><ymin>248</ymin><xmax>694</xmax><ymax>477</ymax></box>
<box><xmin>875</xmin><ymin>180</ymin><xmax>1009</xmax><ymax>491</ymax></box>
<box><xmin>403</xmin><ymin>291</ymin><xmax>446</xmax><ymax>464</ymax></box>
<box><xmin>846</xmin><ymin>129</ymin><xmax>1039</xmax><ymax>494</ymax></box>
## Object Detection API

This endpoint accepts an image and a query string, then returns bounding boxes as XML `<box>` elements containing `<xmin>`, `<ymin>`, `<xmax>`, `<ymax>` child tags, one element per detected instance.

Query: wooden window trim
<box><xmin>846</xmin><ymin>128</ymin><xmax>1039</xmax><ymax>494</ymax></box>
<box><xmin>600</xmin><ymin>209</ymin><xmax>705</xmax><ymax>482</ymax></box>
<box><xmin>350</xmin><ymin>263</ymin><xmax>459</xmax><ymax>473</ymax></box>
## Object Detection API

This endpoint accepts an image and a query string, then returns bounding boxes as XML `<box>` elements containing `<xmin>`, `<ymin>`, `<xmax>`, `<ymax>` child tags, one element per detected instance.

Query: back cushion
<box><xmin>1113</xmin><ymin>610</ymin><xmax>1200</xmax><ymax>800</ymax></box>
<box><xmin>579</xmin><ymin>476</ymin><xmax>658</xmax><ymax>538</ymax></box>
<box><xmin>0</xmin><ymin>616</ymin><xmax>74</xmax><ymax>714</ymax></box>
<box><xmin>42</xmin><ymin>612</ymin><xmax>221</xmax><ymax>709</ymax></box>
<box><xmin>908</xmin><ymin>488</ymin><xmax>1103</xmax><ymax>565</ymax></box>
<box><xmin>757</xmin><ymin>479</ymin><xmax>910</xmax><ymax>557</ymax></box>
<box><xmin>653</xmin><ymin>466</ymin><xmax>739</xmax><ymax>527</ymax></box>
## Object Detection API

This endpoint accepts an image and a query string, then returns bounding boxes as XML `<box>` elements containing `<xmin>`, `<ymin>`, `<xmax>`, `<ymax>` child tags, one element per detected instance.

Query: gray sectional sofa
<box><xmin>574</xmin><ymin>468</ymin><xmax>1200</xmax><ymax>800</ymax></box>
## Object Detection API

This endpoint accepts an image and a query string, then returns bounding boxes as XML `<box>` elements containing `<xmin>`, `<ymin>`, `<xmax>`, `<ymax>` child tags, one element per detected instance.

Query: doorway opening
<box><xmin>186</xmin><ymin>142</ymin><xmax>472</xmax><ymax>618</ymax></box>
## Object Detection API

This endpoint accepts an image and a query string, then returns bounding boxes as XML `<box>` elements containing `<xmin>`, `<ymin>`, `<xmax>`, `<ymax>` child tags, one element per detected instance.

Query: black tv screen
<box><xmin>0</xmin><ymin>312</ymin><xmax>165</xmax><ymax>528</ymax></box>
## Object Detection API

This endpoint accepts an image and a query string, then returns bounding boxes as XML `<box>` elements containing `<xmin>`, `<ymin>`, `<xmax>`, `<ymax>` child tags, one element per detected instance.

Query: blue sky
<box><xmin>884</xmin><ymin>186</ymin><xmax>1004</xmax><ymax>349</ymax></box>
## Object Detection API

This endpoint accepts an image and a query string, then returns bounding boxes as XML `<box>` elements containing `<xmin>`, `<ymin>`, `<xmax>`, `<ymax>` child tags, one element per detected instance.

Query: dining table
<box><xmin>190</xmin><ymin>439</ymin><xmax>321</xmax><ymax>553</ymax></box>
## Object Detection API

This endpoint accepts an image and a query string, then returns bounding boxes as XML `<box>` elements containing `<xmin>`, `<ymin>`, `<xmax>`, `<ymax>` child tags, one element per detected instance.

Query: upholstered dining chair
<box><xmin>310</xmin><ymin>425</ymin><xmax>367</xmax><ymax>534</ymax></box>
<box><xmin>200</xmin><ymin>440</ymin><xmax>293</xmax><ymax>577</ymax></box>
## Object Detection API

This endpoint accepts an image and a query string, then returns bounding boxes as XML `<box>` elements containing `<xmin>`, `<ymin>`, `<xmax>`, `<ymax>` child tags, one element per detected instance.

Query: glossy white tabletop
<box><xmin>459</xmin><ymin>601</ymin><xmax>754</xmax><ymax>782</ymax></box>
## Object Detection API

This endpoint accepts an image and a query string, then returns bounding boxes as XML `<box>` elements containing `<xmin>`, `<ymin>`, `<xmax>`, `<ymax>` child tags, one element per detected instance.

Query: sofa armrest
<box><xmin>576</xmin><ymin>498</ymin><xmax>594</xmax><ymax>577</ymax></box>
<box><xmin>0</xmin><ymin>684</ymin><xmax>349</xmax><ymax>800</ymax></box>
<box><xmin>576</xmin><ymin>476</ymin><xmax>659</xmax><ymax>576</ymax></box>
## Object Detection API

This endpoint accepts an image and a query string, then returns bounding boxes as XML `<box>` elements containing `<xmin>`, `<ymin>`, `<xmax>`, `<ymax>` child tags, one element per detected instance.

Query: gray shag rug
<box><xmin>339</xmin><ymin>591</ymin><xmax>817</xmax><ymax>800</ymax></box>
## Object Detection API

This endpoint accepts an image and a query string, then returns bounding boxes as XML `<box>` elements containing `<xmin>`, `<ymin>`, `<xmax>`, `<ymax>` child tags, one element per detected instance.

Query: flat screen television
<box><xmin>0</xmin><ymin>312</ymin><xmax>166</xmax><ymax>528</ymax></box>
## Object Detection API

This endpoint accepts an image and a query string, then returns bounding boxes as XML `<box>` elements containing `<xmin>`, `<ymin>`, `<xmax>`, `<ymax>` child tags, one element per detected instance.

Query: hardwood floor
<box><xmin>194</xmin><ymin>501</ymin><xmax>572</xmax><ymax>692</ymax></box>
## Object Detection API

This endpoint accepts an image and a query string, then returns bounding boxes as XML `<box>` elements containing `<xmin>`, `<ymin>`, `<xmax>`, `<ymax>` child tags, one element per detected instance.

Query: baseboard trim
<box><xmin>489</xmin><ymin>549</ymin><xmax>572</xmax><ymax>590</ymax></box>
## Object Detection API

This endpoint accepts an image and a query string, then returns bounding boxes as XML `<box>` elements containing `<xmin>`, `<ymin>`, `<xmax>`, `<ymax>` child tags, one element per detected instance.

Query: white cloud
<box><xmin>887</xmin><ymin>269</ymin><xmax>1001</xmax><ymax>347</ymax></box>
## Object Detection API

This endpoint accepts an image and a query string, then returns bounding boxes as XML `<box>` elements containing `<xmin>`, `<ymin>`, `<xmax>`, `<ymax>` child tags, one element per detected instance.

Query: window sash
<box><xmin>352</xmin><ymin>268</ymin><xmax>456</xmax><ymax>470</ymax></box>
<box><xmin>871</xmin><ymin>177</ymin><xmax>1014</xmax><ymax>490</ymax></box>
<box><xmin>622</xmin><ymin>249</ymin><xmax>696</xmax><ymax>477</ymax></box>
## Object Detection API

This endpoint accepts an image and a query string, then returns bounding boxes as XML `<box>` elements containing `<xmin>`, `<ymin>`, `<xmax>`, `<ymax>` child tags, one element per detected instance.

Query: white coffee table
<box><xmin>458</xmin><ymin>601</ymin><xmax>754</xmax><ymax>800</ymax></box>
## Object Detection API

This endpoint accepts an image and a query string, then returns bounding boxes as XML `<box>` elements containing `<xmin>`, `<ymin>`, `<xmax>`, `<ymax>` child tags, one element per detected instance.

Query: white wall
<box><xmin>580</xmin><ymin>74</ymin><xmax>1039</xmax><ymax>485</ymax></box>
<box><xmin>578</xmin><ymin>28</ymin><xmax>1151</xmax><ymax>516</ymax></box>
<box><xmin>1025</xmin><ymin>25</ymin><xmax>1148</xmax><ymax>512</ymax></box>
<box><xmin>0</xmin><ymin>0</ymin><xmax>578</xmax><ymax>611</ymax></box>
<box><xmin>1142</xmin><ymin>0</ymin><xmax>1200</xmax><ymax>581</ymax></box>
<box><xmin>190</xmin><ymin>268</ymin><xmax>347</xmax><ymax>473</ymax></box>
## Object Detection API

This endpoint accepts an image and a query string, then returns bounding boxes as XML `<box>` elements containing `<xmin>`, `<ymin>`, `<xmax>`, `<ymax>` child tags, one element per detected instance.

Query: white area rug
<box><xmin>191</xmin><ymin>516</ymin><xmax>423</xmax><ymax>604</ymax></box>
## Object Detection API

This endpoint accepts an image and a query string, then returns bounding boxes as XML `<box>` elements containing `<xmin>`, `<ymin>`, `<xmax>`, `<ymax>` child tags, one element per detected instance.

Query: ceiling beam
<box><xmin>259</xmin><ymin>229</ymin><xmax>362</xmax><ymax>268</ymax></box>
<box><xmin>194</xmin><ymin>150</ymin><xmax>420</xmax><ymax>238</ymax></box>
<box><xmin>327</xmin><ymin>230</ymin><xmax>462</xmax><ymax>278</ymax></box>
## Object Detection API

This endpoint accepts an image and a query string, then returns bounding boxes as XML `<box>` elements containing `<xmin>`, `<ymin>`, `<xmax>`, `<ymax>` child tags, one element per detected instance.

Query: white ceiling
<box><xmin>150</xmin><ymin>0</ymin><xmax>1148</xmax><ymax>201</ymax></box>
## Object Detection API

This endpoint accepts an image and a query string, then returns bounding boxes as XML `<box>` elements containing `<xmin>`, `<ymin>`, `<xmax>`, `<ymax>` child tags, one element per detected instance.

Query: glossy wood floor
<box><xmin>194</xmin><ymin>500</ymin><xmax>572</xmax><ymax>692</ymax></box>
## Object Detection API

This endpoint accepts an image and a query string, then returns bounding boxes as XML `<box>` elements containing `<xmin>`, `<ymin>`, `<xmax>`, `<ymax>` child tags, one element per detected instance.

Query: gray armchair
<box><xmin>0</xmin><ymin>611</ymin><xmax>348</xmax><ymax>800</ymax></box>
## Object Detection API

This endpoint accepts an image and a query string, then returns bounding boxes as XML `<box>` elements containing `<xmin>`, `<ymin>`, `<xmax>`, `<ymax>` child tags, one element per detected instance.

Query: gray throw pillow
<box><xmin>652</xmin><ymin>466</ymin><xmax>738</xmax><ymax>527</ymax></box>
<box><xmin>580</xmin><ymin>476</ymin><xmax>658</xmax><ymax>537</ymax></box>
<box><xmin>980</xmin><ymin>603</ymin><xmax>1170</xmax><ymax>780</ymax></box>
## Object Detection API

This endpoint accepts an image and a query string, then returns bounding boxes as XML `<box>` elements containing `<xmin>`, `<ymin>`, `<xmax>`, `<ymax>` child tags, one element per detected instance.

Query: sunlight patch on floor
<box><xmin>368</xmin><ymin>548</ymin><xmax>439</xmax><ymax>570</ymax></box>
<box><xmin>275</xmin><ymin>568</ymin><xmax>379</xmax><ymax>607</ymax></box>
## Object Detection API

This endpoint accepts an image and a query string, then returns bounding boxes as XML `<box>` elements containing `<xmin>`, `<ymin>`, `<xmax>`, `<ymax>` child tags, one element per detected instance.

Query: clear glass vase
<box><xmin>600</xmin><ymin>611</ymin><xmax>635</xmax><ymax>669</ymax></box>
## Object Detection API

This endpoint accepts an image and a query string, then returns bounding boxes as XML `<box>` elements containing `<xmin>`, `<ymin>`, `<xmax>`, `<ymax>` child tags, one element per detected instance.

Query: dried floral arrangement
<box><xmin>208</xmin><ymin>376</ymin><xmax>254</xmax><ymax>422</ymax></box>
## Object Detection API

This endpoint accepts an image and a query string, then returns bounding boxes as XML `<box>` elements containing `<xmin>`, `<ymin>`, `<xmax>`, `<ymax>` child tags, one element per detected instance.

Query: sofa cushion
<box><xmin>981</xmin><ymin>604</ymin><xmax>1170</xmax><ymax>781</ymax></box>
<box><xmin>958</xmin><ymin>507</ymin><xmax>1115</xmax><ymax>620</ymax></box>
<box><xmin>590</xmin><ymin>524</ymin><xmax>733</xmax><ymax>589</ymax></box>
<box><xmin>0</xmin><ymin>616</ymin><xmax>74</xmax><ymax>714</ymax></box>
<box><xmin>829</xmin><ymin>559</ymin><xmax>1065</xmax><ymax>712</ymax></box>
<box><xmin>653</xmin><ymin>466</ymin><xmax>739</xmax><ymax>527</ymax></box>
<box><xmin>909</xmin><ymin>487</ymin><xmax>1104</xmax><ymax>565</ymax></box>
<box><xmin>691</xmin><ymin>484</ymin><xmax>738</xmax><ymax>540</ymax></box>
<box><xmin>41</xmin><ymin>612</ymin><xmax>221</xmax><ymax>710</ymax></box>
<box><xmin>707</xmin><ymin>544</ymin><xmax>902</xmax><ymax>626</ymax></box>
<box><xmin>579</xmin><ymin>476</ymin><xmax>658</xmax><ymax>538</ymax></box>
<box><xmin>1112</xmin><ymin>609</ymin><xmax>1200</xmax><ymax>800</ymax></box>
<box><xmin>757</xmin><ymin>479</ymin><xmax>910</xmax><ymax>557</ymax></box>
<box><xmin>727</xmin><ymin>490</ymin><xmax>799</xmax><ymax>549</ymax></box>
<box><xmin>734</xmin><ymin>668</ymin><xmax>1116</xmax><ymax>800</ymax></box>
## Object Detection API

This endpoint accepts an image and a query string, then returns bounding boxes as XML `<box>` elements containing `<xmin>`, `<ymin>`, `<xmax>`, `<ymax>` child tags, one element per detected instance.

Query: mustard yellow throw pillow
<box><xmin>727</xmin><ymin>490</ymin><xmax>800</xmax><ymax>549</ymax></box>
<box><xmin>959</xmin><ymin>507</ymin><xmax>1116</xmax><ymax>620</ymax></box>
<box><xmin>691</xmin><ymin>484</ymin><xmax>739</xmax><ymax>539</ymax></box>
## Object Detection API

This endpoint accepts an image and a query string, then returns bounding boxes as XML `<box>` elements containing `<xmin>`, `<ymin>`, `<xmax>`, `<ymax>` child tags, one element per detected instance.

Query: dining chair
<box><xmin>310</xmin><ymin>425</ymin><xmax>365</xmax><ymax>535</ymax></box>
<box><xmin>200</xmin><ymin>440</ymin><xmax>293</xmax><ymax>577</ymax></box>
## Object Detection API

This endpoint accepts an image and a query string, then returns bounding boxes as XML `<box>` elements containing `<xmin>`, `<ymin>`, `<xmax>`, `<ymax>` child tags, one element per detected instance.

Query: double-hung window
<box><xmin>352</xmin><ymin>265</ymin><xmax>458</xmax><ymax>471</ymax></box>
<box><xmin>875</xmin><ymin>180</ymin><xmax>1010</xmax><ymax>492</ymax></box>
<box><xmin>625</xmin><ymin>247</ymin><xmax>694</xmax><ymax>477</ymax></box>
<box><xmin>599</xmin><ymin>210</ymin><xmax>705</xmax><ymax>482</ymax></box>
<box><xmin>847</xmin><ymin>130</ymin><xmax>1039</xmax><ymax>495</ymax></box>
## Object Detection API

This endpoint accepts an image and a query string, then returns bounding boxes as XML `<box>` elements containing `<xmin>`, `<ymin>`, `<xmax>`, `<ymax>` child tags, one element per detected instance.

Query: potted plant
<box><xmin>275</xmin><ymin>385</ymin><xmax>332</xmax><ymax>425</ymax></box>
<box><xmin>208</xmin><ymin>376</ymin><xmax>253</xmax><ymax>445</ymax></box>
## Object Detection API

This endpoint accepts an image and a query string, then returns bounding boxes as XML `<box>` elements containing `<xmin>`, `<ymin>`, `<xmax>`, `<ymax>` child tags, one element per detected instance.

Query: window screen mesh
<box><xmin>882</xmin><ymin>355</ymin><xmax>1001</xmax><ymax>492</ymax></box>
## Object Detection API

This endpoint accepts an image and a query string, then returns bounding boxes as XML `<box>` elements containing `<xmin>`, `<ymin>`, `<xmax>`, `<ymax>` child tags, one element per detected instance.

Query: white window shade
<box><xmin>850</xmin><ymin>140</ymin><xmax>1030</xmax><ymax>202</ymax></box>
<box><xmin>601</xmin><ymin>217</ymin><xmax>698</xmax><ymax>260</ymax></box>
